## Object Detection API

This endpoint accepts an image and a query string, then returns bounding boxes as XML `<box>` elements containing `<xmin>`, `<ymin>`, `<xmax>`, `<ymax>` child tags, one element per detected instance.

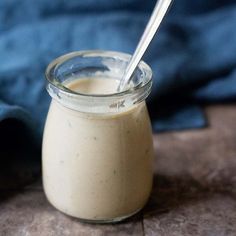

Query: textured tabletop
<box><xmin>1</xmin><ymin>105</ymin><xmax>236</xmax><ymax>236</ymax></box>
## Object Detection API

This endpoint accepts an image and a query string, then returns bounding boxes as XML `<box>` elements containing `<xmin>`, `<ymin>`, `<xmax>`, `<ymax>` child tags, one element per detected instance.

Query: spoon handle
<box><xmin>118</xmin><ymin>0</ymin><xmax>173</xmax><ymax>91</ymax></box>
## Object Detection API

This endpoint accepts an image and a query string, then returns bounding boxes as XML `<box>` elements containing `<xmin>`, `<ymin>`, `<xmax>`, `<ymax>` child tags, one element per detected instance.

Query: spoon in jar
<box><xmin>117</xmin><ymin>0</ymin><xmax>173</xmax><ymax>92</ymax></box>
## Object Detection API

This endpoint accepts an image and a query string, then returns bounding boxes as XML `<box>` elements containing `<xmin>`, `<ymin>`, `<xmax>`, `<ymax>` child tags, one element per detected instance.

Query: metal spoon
<box><xmin>117</xmin><ymin>0</ymin><xmax>173</xmax><ymax>92</ymax></box>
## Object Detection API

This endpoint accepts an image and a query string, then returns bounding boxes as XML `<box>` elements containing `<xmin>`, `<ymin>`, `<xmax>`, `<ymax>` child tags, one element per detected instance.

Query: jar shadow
<box><xmin>143</xmin><ymin>173</ymin><xmax>234</xmax><ymax>218</ymax></box>
<box><xmin>0</xmin><ymin>119</ymin><xmax>41</xmax><ymax>203</ymax></box>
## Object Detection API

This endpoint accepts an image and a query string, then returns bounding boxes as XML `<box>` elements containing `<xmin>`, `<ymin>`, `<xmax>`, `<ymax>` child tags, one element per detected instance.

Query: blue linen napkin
<box><xmin>0</xmin><ymin>0</ymin><xmax>236</xmax><ymax>153</ymax></box>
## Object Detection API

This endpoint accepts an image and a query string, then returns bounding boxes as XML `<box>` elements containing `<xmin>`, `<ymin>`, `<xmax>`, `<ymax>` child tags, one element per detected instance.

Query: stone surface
<box><xmin>143</xmin><ymin>104</ymin><xmax>236</xmax><ymax>236</ymax></box>
<box><xmin>143</xmin><ymin>194</ymin><xmax>236</xmax><ymax>236</ymax></box>
<box><xmin>1</xmin><ymin>104</ymin><xmax>236</xmax><ymax>235</ymax></box>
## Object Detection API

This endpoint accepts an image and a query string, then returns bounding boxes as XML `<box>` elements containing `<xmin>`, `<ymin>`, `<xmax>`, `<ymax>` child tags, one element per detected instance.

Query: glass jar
<box><xmin>43</xmin><ymin>50</ymin><xmax>154</xmax><ymax>223</ymax></box>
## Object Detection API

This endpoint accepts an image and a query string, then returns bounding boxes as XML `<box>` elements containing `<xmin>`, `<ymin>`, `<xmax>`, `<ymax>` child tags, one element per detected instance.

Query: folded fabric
<box><xmin>0</xmin><ymin>0</ymin><xmax>236</xmax><ymax>155</ymax></box>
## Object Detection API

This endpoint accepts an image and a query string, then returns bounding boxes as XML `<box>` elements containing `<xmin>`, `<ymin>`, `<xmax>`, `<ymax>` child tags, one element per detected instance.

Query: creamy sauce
<box><xmin>42</xmin><ymin>78</ymin><xmax>154</xmax><ymax>221</ymax></box>
<box><xmin>66</xmin><ymin>78</ymin><xmax>119</xmax><ymax>94</ymax></box>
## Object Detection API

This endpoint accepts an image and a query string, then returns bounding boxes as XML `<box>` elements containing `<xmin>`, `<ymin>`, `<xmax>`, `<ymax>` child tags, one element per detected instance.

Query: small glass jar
<box><xmin>43</xmin><ymin>50</ymin><xmax>154</xmax><ymax>223</ymax></box>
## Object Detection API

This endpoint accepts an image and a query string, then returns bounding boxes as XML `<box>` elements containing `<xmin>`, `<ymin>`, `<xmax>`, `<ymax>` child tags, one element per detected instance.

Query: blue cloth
<box><xmin>0</xmin><ymin>0</ymin><xmax>236</xmax><ymax>153</ymax></box>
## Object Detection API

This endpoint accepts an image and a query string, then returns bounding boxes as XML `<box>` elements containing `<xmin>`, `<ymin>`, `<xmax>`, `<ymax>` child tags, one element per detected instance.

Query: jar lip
<box><xmin>45</xmin><ymin>50</ymin><xmax>152</xmax><ymax>99</ymax></box>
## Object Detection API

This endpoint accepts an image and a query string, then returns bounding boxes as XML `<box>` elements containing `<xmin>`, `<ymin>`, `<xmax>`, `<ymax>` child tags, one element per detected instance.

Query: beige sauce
<box><xmin>66</xmin><ymin>78</ymin><xmax>119</xmax><ymax>94</ymax></box>
<box><xmin>42</xmin><ymin>78</ymin><xmax>153</xmax><ymax>221</ymax></box>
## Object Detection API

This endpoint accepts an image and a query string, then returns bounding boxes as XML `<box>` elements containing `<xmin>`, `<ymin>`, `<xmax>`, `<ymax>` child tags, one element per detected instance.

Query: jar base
<box><xmin>49</xmin><ymin>200</ymin><xmax>142</xmax><ymax>224</ymax></box>
<box><xmin>68</xmin><ymin>208</ymin><xmax>142</xmax><ymax>224</ymax></box>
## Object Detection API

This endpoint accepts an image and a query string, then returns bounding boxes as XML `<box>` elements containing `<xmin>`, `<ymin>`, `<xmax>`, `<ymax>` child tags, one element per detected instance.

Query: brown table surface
<box><xmin>1</xmin><ymin>105</ymin><xmax>236</xmax><ymax>236</ymax></box>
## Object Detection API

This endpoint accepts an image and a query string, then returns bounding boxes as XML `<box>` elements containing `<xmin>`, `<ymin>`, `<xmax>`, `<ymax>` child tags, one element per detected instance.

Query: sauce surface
<box><xmin>66</xmin><ymin>78</ymin><xmax>119</xmax><ymax>95</ymax></box>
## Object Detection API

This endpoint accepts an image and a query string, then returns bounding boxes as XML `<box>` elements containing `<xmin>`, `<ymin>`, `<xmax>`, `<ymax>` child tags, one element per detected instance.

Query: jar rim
<box><xmin>45</xmin><ymin>50</ymin><xmax>153</xmax><ymax>113</ymax></box>
<box><xmin>45</xmin><ymin>50</ymin><xmax>152</xmax><ymax>99</ymax></box>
